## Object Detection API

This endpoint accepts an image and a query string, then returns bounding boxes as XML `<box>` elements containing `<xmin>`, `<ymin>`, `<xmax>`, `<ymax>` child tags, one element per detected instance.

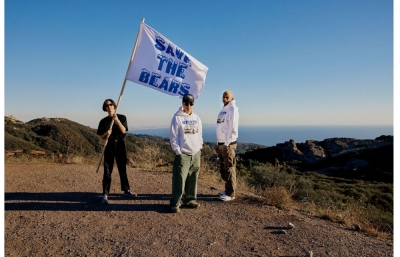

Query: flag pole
<box><xmin>96</xmin><ymin>18</ymin><xmax>145</xmax><ymax>173</ymax></box>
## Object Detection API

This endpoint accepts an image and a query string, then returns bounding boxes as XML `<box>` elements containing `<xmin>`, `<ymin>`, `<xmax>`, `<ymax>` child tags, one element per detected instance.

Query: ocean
<box><xmin>129</xmin><ymin>125</ymin><xmax>393</xmax><ymax>147</ymax></box>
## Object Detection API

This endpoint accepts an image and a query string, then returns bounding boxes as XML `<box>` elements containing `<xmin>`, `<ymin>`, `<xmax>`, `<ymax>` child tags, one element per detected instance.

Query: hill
<box><xmin>239</xmin><ymin>137</ymin><xmax>393</xmax><ymax>183</ymax></box>
<box><xmin>4</xmin><ymin>115</ymin><xmax>259</xmax><ymax>161</ymax></box>
<box><xmin>5</xmin><ymin>116</ymin><xmax>102</xmax><ymax>155</ymax></box>
<box><xmin>5</xmin><ymin>115</ymin><xmax>393</xmax><ymax>182</ymax></box>
<box><xmin>5</xmin><ymin>115</ymin><xmax>393</xmax><ymax>181</ymax></box>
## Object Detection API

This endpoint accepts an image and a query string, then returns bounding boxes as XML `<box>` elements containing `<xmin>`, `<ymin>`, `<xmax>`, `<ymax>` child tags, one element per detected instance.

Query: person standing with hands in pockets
<box><xmin>97</xmin><ymin>99</ymin><xmax>137</xmax><ymax>205</ymax></box>
<box><xmin>215</xmin><ymin>91</ymin><xmax>239</xmax><ymax>201</ymax></box>
<box><xmin>169</xmin><ymin>94</ymin><xmax>203</xmax><ymax>213</ymax></box>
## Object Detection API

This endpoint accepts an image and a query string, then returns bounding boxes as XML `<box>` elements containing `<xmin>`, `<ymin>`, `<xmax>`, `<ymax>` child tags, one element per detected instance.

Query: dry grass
<box><xmin>127</xmin><ymin>139</ymin><xmax>174</xmax><ymax>171</ymax></box>
<box><xmin>239</xmin><ymin>180</ymin><xmax>393</xmax><ymax>239</ymax></box>
<box><xmin>260</xmin><ymin>186</ymin><xmax>296</xmax><ymax>210</ymax></box>
<box><xmin>235</xmin><ymin>163</ymin><xmax>393</xmax><ymax>239</ymax></box>
<box><xmin>300</xmin><ymin>201</ymin><xmax>393</xmax><ymax>240</ymax></box>
<box><xmin>5</xmin><ymin>152</ymin><xmax>101</xmax><ymax>166</ymax></box>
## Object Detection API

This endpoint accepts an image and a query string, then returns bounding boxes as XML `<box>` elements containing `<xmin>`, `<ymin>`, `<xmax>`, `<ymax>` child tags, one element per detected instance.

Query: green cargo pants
<box><xmin>170</xmin><ymin>151</ymin><xmax>201</xmax><ymax>207</ymax></box>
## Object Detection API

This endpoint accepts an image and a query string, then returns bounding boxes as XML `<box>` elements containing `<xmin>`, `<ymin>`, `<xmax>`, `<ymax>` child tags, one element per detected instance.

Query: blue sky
<box><xmin>3</xmin><ymin>0</ymin><xmax>394</xmax><ymax>129</ymax></box>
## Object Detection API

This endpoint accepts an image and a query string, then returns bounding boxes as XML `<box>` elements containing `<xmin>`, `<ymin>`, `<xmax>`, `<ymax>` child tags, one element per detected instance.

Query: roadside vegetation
<box><xmin>4</xmin><ymin>116</ymin><xmax>393</xmax><ymax>239</ymax></box>
<box><xmin>239</xmin><ymin>161</ymin><xmax>393</xmax><ymax>238</ymax></box>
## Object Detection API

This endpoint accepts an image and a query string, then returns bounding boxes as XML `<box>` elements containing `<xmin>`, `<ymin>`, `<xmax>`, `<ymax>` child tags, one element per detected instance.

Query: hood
<box><xmin>223</xmin><ymin>100</ymin><xmax>238</xmax><ymax>110</ymax></box>
<box><xmin>174</xmin><ymin>106</ymin><xmax>191</xmax><ymax>117</ymax></box>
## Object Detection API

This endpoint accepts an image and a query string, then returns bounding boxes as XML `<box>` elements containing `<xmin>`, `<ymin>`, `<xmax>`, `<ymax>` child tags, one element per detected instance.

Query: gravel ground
<box><xmin>4</xmin><ymin>163</ymin><xmax>393</xmax><ymax>257</ymax></box>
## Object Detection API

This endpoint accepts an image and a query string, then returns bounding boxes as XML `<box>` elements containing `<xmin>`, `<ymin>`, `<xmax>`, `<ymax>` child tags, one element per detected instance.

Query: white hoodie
<box><xmin>216</xmin><ymin>100</ymin><xmax>239</xmax><ymax>146</ymax></box>
<box><xmin>170</xmin><ymin>107</ymin><xmax>203</xmax><ymax>155</ymax></box>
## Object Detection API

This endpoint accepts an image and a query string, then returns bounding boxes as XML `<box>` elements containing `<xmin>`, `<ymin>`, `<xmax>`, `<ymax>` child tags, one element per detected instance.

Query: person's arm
<box><xmin>224</xmin><ymin>109</ymin><xmax>239</xmax><ymax>146</ymax></box>
<box><xmin>198</xmin><ymin>116</ymin><xmax>203</xmax><ymax>149</ymax></box>
<box><xmin>113</xmin><ymin>114</ymin><xmax>126</xmax><ymax>133</ymax></box>
<box><xmin>170</xmin><ymin>117</ymin><xmax>182</xmax><ymax>155</ymax></box>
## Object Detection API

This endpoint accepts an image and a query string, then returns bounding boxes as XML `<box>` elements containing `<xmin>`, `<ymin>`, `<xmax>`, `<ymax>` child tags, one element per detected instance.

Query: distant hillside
<box><xmin>5</xmin><ymin>116</ymin><xmax>102</xmax><ymax>155</ymax></box>
<box><xmin>5</xmin><ymin>116</ymin><xmax>393</xmax><ymax>183</ymax></box>
<box><xmin>240</xmin><ymin>137</ymin><xmax>393</xmax><ymax>183</ymax></box>
<box><xmin>4</xmin><ymin>116</ymin><xmax>256</xmax><ymax>157</ymax></box>
<box><xmin>4</xmin><ymin>116</ymin><xmax>213</xmax><ymax>168</ymax></box>
<box><xmin>4</xmin><ymin>116</ymin><xmax>160</xmax><ymax>158</ymax></box>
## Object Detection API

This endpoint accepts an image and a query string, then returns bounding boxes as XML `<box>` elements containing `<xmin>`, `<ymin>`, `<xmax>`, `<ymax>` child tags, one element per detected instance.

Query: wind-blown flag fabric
<box><xmin>126</xmin><ymin>23</ymin><xmax>208</xmax><ymax>100</ymax></box>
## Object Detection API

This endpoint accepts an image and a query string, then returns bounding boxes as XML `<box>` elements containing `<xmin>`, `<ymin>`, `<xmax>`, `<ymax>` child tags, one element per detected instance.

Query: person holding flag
<box><xmin>97</xmin><ymin>99</ymin><xmax>137</xmax><ymax>204</ymax></box>
<box><xmin>93</xmin><ymin>20</ymin><xmax>208</xmax><ymax>207</ymax></box>
<box><xmin>169</xmin><ymin>94</ymin><xmax>203</xmax><ymax>213</ymax></box>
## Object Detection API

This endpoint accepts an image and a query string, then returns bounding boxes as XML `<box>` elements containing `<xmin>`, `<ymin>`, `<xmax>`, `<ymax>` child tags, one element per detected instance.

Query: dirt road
<box><xmin>4</xmin><ymin>163</ymin><xmax>393</xmax><ymax>256</ymax></box>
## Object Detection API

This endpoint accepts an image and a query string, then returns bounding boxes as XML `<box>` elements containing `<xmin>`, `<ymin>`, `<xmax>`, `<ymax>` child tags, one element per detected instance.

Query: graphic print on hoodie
<box><xmin>183</xmin><ymin>120</ymin><xmax>199</xmax><ymax>134</ymax></box>
<box><xmin>217</xmin><ymin>111</ymin><xmax>227</xmax><ymax>124</ymax></box>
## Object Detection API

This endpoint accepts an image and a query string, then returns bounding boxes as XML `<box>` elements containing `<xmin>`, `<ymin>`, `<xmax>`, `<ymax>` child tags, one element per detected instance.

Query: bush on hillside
<box><xmin>243</xmin><ymin>163</ymin><xmax>393</xmax><ymax>235</ymax></box>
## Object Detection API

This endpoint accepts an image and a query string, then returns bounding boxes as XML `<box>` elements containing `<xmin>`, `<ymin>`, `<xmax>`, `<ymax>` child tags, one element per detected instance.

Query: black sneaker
<box><xmin>171</xmin><ymin>206</ymin><xmax>180</xmax><ymax>213</ymax></box>
<box><xmin>183</xmin><ymin>202</ymin><xmax>200</xmax><ymax>208</ymax></box>
<box><xmin>124</xmin><ymin>190</ymin><xmax>137</xmax><ymax>197</ymax></box>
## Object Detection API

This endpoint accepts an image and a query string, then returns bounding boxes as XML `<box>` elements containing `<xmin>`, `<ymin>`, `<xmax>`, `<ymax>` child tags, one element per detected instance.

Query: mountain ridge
<box><xmin>5</xmin><ymin>115</ymin><xmax>393</xmax><ymax>183</ymax></box>
<box><xmin>4</xmin><ymin>116</ymin><xmax>260</xmax><ymax>155</ymax></box>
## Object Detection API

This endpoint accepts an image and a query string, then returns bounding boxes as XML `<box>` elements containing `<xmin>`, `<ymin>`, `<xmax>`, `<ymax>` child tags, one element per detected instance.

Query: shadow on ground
<box><xmin>4</xmin><ymin>192</ymin><xmax>221</xmax><ymax>213</ymax></box>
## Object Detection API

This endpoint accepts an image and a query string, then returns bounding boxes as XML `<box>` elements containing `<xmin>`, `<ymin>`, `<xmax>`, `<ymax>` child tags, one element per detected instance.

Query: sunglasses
<box><xmin>184</xmin><ymin>102</ymin><xmax>194</xmax><ymax>106</ymax></box>
<box><xmin>105</xmin><ymin>104</ymin><xmax>114</xmax><ymax>107</ymax></box>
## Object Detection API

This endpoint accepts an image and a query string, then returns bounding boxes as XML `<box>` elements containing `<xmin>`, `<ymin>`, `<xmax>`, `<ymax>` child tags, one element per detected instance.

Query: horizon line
<box><xmin>128</xmin><ymin>124</ymin><xmax>394</xmax><ymax>131</ymax></box>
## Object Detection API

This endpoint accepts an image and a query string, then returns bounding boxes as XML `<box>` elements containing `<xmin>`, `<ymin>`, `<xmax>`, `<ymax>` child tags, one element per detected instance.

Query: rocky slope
<box><xmin>240</xmin><ymin>136</ymin><xmax>393</xmax><ymax>182</ymax></box>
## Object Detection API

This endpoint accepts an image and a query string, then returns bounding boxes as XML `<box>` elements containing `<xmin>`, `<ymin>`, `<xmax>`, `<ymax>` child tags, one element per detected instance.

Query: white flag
<box><xmin>126</xmin><ymin>23</ymin><xmax>208</xmax><ymax>100</ymax></box>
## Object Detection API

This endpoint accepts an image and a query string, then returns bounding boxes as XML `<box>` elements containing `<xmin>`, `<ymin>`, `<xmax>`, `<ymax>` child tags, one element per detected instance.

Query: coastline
<box><xmin>129</xmin><ymin>125</ymin><xmax>393</xmax><ymax>147</ymax></box>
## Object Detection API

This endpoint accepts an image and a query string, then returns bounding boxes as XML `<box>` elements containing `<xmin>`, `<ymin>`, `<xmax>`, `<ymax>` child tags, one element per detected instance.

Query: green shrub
<box><xmin>239</xmin><ymin>161</ymin><xmax>393</xmax><ymax>236</ymax></box>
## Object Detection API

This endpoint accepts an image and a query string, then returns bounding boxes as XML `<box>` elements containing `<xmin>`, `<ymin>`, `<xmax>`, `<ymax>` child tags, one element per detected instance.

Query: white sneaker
<box><xmin>218</xmin><ymin>191</ymin><xmax>226</xmax><ymax>196</ymax></box>
<box><xmin>101</xmin><ymin>195</ymin><xmax>108</xmax><ymax>205</ymax></box>
<box><xmin>219</xmin><ymin>194</ymin><xmax>235</xmax><ymax>201</ymax></box>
